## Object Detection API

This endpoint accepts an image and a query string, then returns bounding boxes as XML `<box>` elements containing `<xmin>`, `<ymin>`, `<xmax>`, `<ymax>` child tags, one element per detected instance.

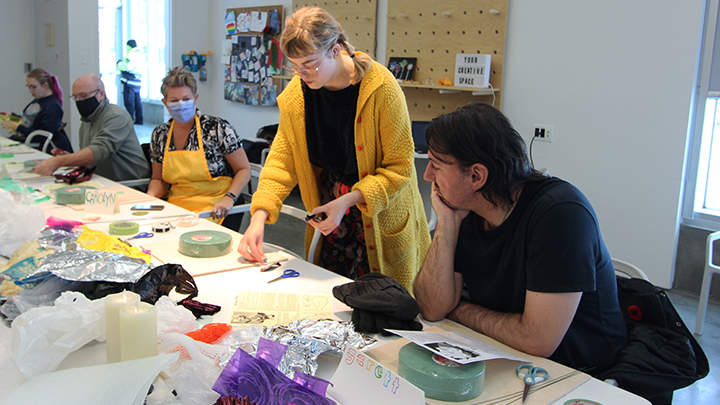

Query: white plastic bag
<box><xmin>0</xmin><ymin>324</ymin><xmax>25</xmax><ymax>403</ymax></box>
<box><xmin>0</xmin><ymin>188</ymin><xmax>45</xmax><ymax>257</ymax></box>
<box><xmin>10</xmin><ymin>291</ymin><xmax>105</xmax><ymax>378</ymax></box>
<box><xmin>155</xmin><ymin>296</ymin><xmax>197</xmax><ymax>334</ymax></box>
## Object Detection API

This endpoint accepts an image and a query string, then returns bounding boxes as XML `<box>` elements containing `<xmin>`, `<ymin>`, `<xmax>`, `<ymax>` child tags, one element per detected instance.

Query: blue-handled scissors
<box><xmin>267</xmin><ymin>269</ymin><xmax>300</xmax><ymax>283</ymax></box>
<box><xmin>516</xmin><ymin>364</ymin><xmax>549</xmax><ymax>403</ymax></box>
<box><xmin>123</xmin><ymin>232</ymin><xmax>154</xmax><ymax>241</ymax></box>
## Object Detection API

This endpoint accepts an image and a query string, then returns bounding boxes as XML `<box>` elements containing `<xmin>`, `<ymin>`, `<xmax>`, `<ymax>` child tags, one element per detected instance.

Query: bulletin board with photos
<box><xmin>223</xmin><ymin>5</ymin><xmax>284</xmax><ymax>106</ymax></box>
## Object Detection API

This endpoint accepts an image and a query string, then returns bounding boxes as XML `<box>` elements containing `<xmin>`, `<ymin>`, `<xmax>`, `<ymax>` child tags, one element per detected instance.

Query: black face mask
<box><xmin>76</xmin><ymin>97</ymin><xmax>100</xmax><ymax>118</ymax></box>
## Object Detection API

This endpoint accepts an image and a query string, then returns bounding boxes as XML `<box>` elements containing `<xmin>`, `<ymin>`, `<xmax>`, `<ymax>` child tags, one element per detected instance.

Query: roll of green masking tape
<box><xmin>55</xmin><ymin>186</ymin><xmax>97</xmax><ymax>205</ymax></box>
<box><xmin>23</xmin><ymin>159</ymin><xmax>44</xmax><ymax>168</ymax></box>
<box><xmin>398</xmin><ymin>342</ymin><xmax>485</xmax><ymax>402</ymax></box>
<box><xmin>109</xmin><ymin>221</ymin><xmax>139</xmax><ymax>236</ymax></box>
<box><xmin>178</xmin><ymin>230</ymin><xmax>233</xmax><ymax>258</ymax></box>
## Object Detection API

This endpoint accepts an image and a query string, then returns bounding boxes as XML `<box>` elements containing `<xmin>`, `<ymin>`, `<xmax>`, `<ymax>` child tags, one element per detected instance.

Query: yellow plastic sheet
<box><xmin>76</xmin><ymin>226</ymin><xmax>151</xmax><ymax>264</ymax></box>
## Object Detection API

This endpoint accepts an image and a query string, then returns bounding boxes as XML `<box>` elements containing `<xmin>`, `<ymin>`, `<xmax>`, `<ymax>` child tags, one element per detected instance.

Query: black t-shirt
<box><xmin>302</xmin><ymin>80</ymin><xmax>360</xmax><ymax>185</ymax></box>
<box><xmin>455</xmin><ymin>177</ymin><xmax>627</xmax><ymax>373</ymax></box>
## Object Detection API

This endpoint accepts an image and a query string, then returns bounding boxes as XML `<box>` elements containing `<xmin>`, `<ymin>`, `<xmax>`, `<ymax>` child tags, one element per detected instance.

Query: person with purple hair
<box><xmin>1</xmin><ymin>68</ymin><xmax>73</xmax><ymax>153</ymax></box>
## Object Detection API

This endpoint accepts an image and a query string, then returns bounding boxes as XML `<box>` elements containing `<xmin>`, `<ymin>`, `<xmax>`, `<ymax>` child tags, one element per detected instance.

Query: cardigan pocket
<box><xmin>381</xmin><ymin>213</ymin><xmax>413</xmax><ymax>266</ymax></box>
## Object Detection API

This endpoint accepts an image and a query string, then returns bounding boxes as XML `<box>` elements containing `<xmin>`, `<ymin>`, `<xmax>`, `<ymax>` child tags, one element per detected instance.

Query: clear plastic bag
<box><xmin>10</xmin><ymin>291</ymin><xmax>105</xmax><ymax>378</ymax></box>
<box><xmin>156</xmin><ymin>296</ymin><xmax>197</xmax><ymax>334</ymax></box>
<box><xmin>0</xmin><ymin>188</ymin><xmax>45</xmax><ymax>257</ymax></box>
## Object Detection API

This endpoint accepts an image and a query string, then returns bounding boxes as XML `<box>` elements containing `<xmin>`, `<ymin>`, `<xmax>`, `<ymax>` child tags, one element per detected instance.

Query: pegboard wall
<box><xmin>291</xmin><ymin>1</ymin><xmax>378</xmax><ymax>56</ymax></box>
<box><xmin>387</xmin><ymin>0</ymin><xmax>508</xmax><ymax>121</ymax></box>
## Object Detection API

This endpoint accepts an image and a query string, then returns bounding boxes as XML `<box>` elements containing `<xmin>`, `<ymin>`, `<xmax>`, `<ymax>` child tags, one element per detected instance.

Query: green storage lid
<box><xmin>23</xmin><ymin>159</ymin><xmax>44</xmax><ymax>168</ymax></box>
<box><xmin>55</xmin><ymin>185</ymin><xmax>97</xmax><ymax>205</ymax></box>
<box><xmin>398</xmin><ymin>342</ymin><xmax>485</xmax><ymax>402</ymax></box>
<box><xmin>178</xmin><ymin>230</ymin><xmax>233</xmax><ymax>258</ymax></box>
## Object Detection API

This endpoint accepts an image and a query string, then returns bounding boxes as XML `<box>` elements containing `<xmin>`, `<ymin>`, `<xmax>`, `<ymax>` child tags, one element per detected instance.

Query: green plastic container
<box><xmin>398</xmin><ymin>342</ymin><xmax>485</xmax><ymax>402</ymax></box>
<box><xmin>178</xmin><ymin>230</ymin><xmax>233</xmax><ymax>258</ymax></box>
<box><xmin>55</xmin><ymin>185</ymin><xmax>97</xmax><ymax>205</ymax></box>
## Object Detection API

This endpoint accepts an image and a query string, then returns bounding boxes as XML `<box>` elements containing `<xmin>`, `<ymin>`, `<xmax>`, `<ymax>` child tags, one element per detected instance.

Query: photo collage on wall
<box><xmin>223</xmin><ymin>7</ymin><xmax>282</xmax><ymax>106</ymax></box>
<box><xmin>224</xmin><ymin>35</ymin><xmax>277</xmax><ymax>105</ymax></box>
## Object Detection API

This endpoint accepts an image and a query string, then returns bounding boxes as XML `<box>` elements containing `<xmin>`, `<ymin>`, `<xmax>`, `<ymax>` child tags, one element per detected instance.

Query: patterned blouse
<box><xmin>149</xmin><ymin>110</ymin><xmax>242</xmax><ymax>178</ymax></box>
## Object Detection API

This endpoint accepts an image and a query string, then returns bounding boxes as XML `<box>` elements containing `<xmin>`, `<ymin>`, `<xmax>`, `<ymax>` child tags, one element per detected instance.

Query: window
<box><xmin>683</xmin><ymin>0</ymin><xmax>720</xmax><ymax>229</ymax></box>
<box><xmin>98</xmin><ymin>0</ymin><xmax>169</xmax><ymax>103</ymax></box>
<box><xmin>125</xmin><ymin>0</ymin><xmax>168</xmax><ymax>101</ymax></box>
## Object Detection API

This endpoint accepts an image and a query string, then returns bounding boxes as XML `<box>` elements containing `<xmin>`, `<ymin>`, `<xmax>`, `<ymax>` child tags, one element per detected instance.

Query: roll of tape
<box><xmin>178</xmin><ymin>230</ymin><xmax>233</xmax><ymax>258</ymax></box>
<box><xmin>23</xmin><ymin>159</ymin><xmax>44</xmax><ymax>168</ymax></box>
<box><xmin>55</xmin><ymin>185</ymin><xmax>97</xmax><ymax>205</ymax></box>
<box><xmin>398</xmin><ymin>342</ymin><xmax>485</xmax><ymax>402</ymax></box>
<box><xmin>109</xmin><ymin>221</ymin><xmax>140</xmax><ymax>236</ymax></box>
<box><xmin>152</xmin><ymin>222</ymin><xmax>174</xmax><ymax>233</ymax></box>
<box><xmin>177</xmin><ymin>214</ymin><xmax>199</xmax><ymax>227</ymax></box>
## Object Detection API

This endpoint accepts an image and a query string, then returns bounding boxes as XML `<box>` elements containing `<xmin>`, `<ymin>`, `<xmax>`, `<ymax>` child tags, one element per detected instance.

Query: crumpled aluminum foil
<box><xmin>261</xmin><ymin>318</ymin><xmax>377</xmax><ymax>377</ymax></box>
<box><xmin>29</xmin><ymin>249</ymin><xmax>150</xmax><ymax>283</ymax></box>
<box><xmin>36</xmin><ymin>227</ymin><xmax>81</xmax><ymax>252</ymax></box>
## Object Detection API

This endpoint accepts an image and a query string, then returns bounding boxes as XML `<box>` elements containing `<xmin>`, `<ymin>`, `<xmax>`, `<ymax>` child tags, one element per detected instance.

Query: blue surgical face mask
<box><xmin>166</xmin><ymin>99</ymin><xmax>195</xmax><ymax>123</ymax></box>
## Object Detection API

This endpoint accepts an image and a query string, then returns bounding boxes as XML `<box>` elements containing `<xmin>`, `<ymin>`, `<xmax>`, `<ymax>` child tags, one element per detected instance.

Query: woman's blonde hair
<box><xmin>280</xmin><ymin>7</ymin><xmax>372</xmax><ymax>82</ymax></box>
<box><xmin>160</xmin><ymin>67</ymin><xmax>197</xmax><ymax>98</ymax></box>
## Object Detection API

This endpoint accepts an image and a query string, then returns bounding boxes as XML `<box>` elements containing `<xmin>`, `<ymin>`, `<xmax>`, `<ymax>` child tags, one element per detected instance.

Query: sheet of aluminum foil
<box><xmin>29</xmin><ymin>249</ymin><xmax>150</xmax><ymax>283</ymax></box>
<box><xmin>36</xmin><ymin>228</ymin><xmax>81</xmax><ymax>252</ymax></box>
<box><xmin>261</xmin><ymin>318</ymin><xmax>377</xmax><ymax>377</ymax></box>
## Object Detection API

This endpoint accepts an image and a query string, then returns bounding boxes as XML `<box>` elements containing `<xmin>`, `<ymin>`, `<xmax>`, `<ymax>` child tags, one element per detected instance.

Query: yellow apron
<box><xmin>163</xmin><ymin>115</ymin><xmax>232</xmax><ymax>224</ymax></box>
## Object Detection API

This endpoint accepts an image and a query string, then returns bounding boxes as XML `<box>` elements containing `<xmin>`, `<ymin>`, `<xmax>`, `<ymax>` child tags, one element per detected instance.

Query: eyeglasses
<box><xmin>285</xmin><ymin>52</ymin><xmax>329</xmax><ymax>77</ymax></box>
<box><xmin>25</xmin><ymin>84</ymin><xmax>40</xmax><ymax>90</ymax></box>
<box><xmin>69</xmin><ymin>89</ymin><xmax>101</xmax><ymax>101</ymax></box>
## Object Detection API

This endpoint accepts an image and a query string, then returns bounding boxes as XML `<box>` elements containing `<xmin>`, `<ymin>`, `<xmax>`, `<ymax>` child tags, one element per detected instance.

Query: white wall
<box><xmin>0</xmin><ymin>1</ymin><xmax>36</xmax><ymax>128</ymax></box>
<box><xmin>500</xmin><ymin>1</ymin><xmax>705</xmax><ymax>287</ymax></box>
<box><xmin>32</xmin><ymin>0</ymin><xmax>71</xmax><ymax>146</ymax></box>
<box><xmin>67</xmin><ymin>0</ymin><xmax>100</xmax><ymax>151</ymax></box>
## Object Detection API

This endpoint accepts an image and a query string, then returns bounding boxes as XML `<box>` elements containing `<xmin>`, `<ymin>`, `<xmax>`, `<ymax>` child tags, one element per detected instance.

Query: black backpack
<box><xmin>598</xmin><ymin>277</ymin><xmax>709</xmax><ymax>405</ymax></box>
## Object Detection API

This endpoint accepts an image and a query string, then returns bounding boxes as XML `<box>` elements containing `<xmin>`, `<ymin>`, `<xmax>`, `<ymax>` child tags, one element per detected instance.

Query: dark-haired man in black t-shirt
<box><xmin>413</xmin><ymin>103</ymin><xmax>627</xmax><ymax>374</ymax></box>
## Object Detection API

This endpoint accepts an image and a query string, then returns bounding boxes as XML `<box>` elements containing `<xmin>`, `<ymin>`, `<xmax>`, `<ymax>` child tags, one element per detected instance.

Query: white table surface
<box><xmin>0</xmin><ymin>140</ymin><xmax>650</xmax><ymax>404</ymax></box>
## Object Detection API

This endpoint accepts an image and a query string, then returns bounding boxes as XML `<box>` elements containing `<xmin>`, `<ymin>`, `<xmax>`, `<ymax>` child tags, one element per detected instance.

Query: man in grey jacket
<box><xmin>33</xmin><ymin>74</ymin><xmax>149</xmax><ymax>181</ymax></box>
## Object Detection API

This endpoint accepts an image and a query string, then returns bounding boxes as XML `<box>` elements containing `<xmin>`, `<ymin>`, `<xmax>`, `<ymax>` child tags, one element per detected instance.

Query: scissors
<box><xmin>516</xmin><ymin>364</ymin><xmax>549</xmax><ymax>403</ymax></box>
<box><xmin>123</xmin><ymin>232</ymin><xmax>154</xmax><ymax>242</ymax></box>
<box><xmin>267</xmin><ymin>269</ymin><xmax>300</xmax><ymax>283</ymax></box>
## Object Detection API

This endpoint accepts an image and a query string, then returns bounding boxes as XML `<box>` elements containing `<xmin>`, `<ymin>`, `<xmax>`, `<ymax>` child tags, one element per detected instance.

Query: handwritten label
<box><xmin>85</xmin><ymin>189</ymin><xmax>119</xmax><ymax>215</ymax></box>
<box><xmin>327</xmin><ymin>347</ymin><xmax>424</xmax><ymax>405</ymax></box>
<box><xmin>455</xmin><ymin>54</ymin><xmax>491</xmax><ymax>88</ymax></box>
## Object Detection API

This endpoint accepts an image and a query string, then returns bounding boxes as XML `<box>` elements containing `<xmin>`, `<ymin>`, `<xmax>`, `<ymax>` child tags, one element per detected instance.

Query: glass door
<box><xmin>98</xmin><ymin>0</ymin><xmax>123</xmax><ymax>105</ymax></box>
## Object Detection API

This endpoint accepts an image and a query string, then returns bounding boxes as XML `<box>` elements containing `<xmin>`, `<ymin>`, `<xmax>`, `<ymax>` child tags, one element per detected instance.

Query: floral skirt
<box><xmin>318</xmin><ymin>172</ymin><xmax>369</xmax><ymax>280</ymax></box>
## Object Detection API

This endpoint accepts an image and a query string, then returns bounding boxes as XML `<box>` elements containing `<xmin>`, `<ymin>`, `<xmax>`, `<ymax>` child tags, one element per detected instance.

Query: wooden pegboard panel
<box><xmin>291</xmin><ymin>1</ymin><xmax>378</xmax><ymax>56</ymax></box>
<box><xmin>387</xmin><ymin>0</ymin><xmax>508</xmax><ymax>118</ymax></box>
<box><xmin>402</xmin><ymin>87</ymin><xmax>499</xmax><ymax>122</ymax></box>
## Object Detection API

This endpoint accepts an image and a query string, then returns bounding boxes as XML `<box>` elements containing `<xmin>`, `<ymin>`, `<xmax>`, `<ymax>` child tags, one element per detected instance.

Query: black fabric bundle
<box><xmin>332</xmin><ymin>273</ymin><xmax>422</xmax><ymax>335</ymax></box>
<box><xmin>598</xmin><ymin>277</ymin><xmax>709</xmax><ymax>405</ymax></box>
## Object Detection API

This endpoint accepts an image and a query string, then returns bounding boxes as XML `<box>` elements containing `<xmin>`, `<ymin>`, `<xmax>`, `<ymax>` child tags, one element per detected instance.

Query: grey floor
<box><xmin>255</xmin><ymin>189</ymin><xmax>719</xmax><ymax>404</ymax></box>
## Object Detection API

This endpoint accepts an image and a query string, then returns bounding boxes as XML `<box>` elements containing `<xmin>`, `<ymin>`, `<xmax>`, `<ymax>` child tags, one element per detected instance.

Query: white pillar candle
<box><xmin>119</xmin><ymin>301</ymin><xmax>158</xmax><ymax>361</ymax></box>
<box><xmin>105</xmin><ymin>290</ymin><xmax>140</xmax><ymax>363</ymax></box>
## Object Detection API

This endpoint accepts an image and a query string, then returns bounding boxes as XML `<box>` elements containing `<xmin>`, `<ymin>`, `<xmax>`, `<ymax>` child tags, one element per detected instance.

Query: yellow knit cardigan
<box><xmin>250</xmin><ymin>58</ymin><xmax>431</xmax><ymax>290</ymax></box>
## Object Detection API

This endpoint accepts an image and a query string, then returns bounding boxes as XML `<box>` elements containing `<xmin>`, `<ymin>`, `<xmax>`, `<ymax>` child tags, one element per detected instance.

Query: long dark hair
<box><xmin>426</xmin><ymin>103</ymin><xmax>545</xmax><ymax>208</ymax></box>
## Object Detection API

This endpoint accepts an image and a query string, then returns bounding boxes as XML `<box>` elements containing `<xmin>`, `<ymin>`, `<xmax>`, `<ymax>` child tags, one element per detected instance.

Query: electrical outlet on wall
<box><xmin>534</xmin><ymin>125</ymin><xmax>554</xmax><ymax>142</ymax></box>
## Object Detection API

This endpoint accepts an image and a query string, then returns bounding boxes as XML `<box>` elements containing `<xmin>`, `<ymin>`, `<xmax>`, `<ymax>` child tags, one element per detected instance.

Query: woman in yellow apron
<box><xmin>146</xmin><ymin>67</ymin><xmax>251</xmax><ymax>229</ymax></box>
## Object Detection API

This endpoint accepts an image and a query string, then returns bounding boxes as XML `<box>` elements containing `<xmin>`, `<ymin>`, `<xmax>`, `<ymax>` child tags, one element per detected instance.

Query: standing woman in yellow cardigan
<box><xmin>238</xmin><ymin>6</ymin><xmax>430</xmax><ymax>290</ymax></box>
